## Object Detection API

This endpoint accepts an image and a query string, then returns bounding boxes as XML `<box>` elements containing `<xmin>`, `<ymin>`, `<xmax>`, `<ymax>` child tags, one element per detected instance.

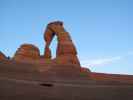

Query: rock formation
<box><xmin>11</xmin><ymin>21</ymin><xmax>82</xmax><ymax>77</ymax></box>
<box><xmin>13</xmin><ymin>44</ymin><xmax>40</xmax><ymax>62</ymax></box>
<box><xmin>80</xmin><ymin>67</ymin><xmax>91</xmax><ymax>73</ymax></box>
<box><xmin>44</xmin><ymin>21</ymin><xmax>80</xmax><ymax>65</ymax></box>
<box><xmin>80</xmin><ymin>67</ymin><xmax>91</xmax><ymax>77</ymax></box>
<box><xmin>0</xmin><ymin>51</ymin><xmax>7</xmax><ymax>60</ymax></box>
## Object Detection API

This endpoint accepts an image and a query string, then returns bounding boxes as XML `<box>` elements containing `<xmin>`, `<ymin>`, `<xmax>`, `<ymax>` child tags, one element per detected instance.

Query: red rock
<box><xmin>90</xmin><ymin>72</ymin><xmax>133</xmax><ymax>83</ymax></box>
<box><xmin>80</xmin><ymin>67</ymin><xmax>91</xmax><ymax>73</ymax></box>
<box><xmin>44</xmin><ymin>21</ymin><xmax>80</xmax><ymax>65</ymax></box>
<box><xmin>13</xmin><ymin>44</ymin><xmax>40</xmax><ymax>62</ymax></box>
<box><xmin>43</xmin><ymin>28</ymin><xmax>53</xmax><ymax>59</ymax></box>
<box><xmin>0</xmin><ymin>51</ymin><xmax>7</xmax><ymax>60</ymax></box>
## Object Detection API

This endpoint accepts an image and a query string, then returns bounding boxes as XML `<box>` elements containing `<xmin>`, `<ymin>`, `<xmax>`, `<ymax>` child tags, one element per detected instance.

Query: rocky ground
<box><xmin>0</xmin><ymin>60</ymin><xmax>133</xmax><ymax>100</ymax></box>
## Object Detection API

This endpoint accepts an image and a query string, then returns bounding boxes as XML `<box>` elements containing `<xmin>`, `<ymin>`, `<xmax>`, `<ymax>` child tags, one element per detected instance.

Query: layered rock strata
<box><xmin>44</xmin><ymin>21</ymin><xmax>80</xmax><ymax>65</ymax></box>
<box><xmin>13</xmin><ymin>44</ymin><xmax>40</xmax><ymax>62</ymax></box>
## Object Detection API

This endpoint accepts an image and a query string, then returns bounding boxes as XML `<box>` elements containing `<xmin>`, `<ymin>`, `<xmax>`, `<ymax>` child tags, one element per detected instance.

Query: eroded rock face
<box><xmin>80</xmin><ymin>67</ymin><xmax>91</xmax><ymax>73</ymax></box>
<box><xmin>44</xmin><ymin>21</ymin><xmax>80</xmax><ymax>65</ymax></box>
<box><xmin>13</xmin><ymin>44</ymin><xmax>40</xmax><ymax>62</ymax></box>
<box><xmin>0</xmin><ymin>51</ymin><xmax>7</xmax><ymax>60</ymax></box>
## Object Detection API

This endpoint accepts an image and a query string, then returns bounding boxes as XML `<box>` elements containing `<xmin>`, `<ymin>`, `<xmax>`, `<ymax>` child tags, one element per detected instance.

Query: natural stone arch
<box><xmin>46</xmin><ymin>35</ymin><xmax>58</xmax><ymax>59</ymax></box>
<box><xmin>43</xmin><ymin>21</ymin><xmax>80</xmax><ymax>65</ymax></box>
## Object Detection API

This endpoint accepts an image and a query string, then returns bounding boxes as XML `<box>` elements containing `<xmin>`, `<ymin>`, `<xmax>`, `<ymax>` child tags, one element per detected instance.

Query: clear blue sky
<box><xmin>0</xmin><ymin>0</ymin><xmax>133</xmax><ymax>74</ymax></box>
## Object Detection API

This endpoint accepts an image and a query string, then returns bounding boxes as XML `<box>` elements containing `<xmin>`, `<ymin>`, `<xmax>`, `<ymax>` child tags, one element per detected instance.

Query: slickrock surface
<box><xmin>90</xmin><ymin>72</ymin><xmax>133</xmax><ymax>84</ymax></box>
<box><xmin>0</xmin><ymin>60</ymin><xmax>133</xmax><ymax>100</ymax></box>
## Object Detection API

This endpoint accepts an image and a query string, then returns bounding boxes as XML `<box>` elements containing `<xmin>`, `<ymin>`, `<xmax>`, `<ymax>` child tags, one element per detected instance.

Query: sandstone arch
<box><xmin>44</xmin><ymin>21</ymin><xmax>80</xmax><ymax>65</ymax></box>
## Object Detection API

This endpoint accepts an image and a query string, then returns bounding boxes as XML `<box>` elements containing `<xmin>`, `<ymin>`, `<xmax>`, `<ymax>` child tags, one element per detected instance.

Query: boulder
<box><xmin>13</xmin><ymin>44</ymin><xmax>40</xmax><ymax>62</ymax></box>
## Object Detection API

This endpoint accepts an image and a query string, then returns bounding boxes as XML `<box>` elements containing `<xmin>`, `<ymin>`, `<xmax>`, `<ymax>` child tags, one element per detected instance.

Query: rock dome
<box><xmin>13</xmin><ymin>44</ymin><xmax>40</xmax><ymax>62</ymax></box>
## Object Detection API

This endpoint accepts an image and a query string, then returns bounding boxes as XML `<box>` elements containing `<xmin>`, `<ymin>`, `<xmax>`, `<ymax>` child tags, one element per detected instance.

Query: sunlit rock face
<box><xmin>80</xmin><ymin>67</ymin><xmax>91</xmax><ymax>73</ymax></box>
<box><xmin>44</xmin><ymin>21</ymin><xmax>80</xmax><ymax>65</ymax></box>
<box><xmin>10</xmin><ymin>21</ymin><xmax>89</xmax><ymax>77</ymax></box>
<box><xmin>13</xmin><ymin>44</ymin><xmax>40</xmax><ymax>62</ymax></box>
<box><xmin>0</xmin><ymin>51</ymin><xmax>7</xmax><ymax>60</ymax></box>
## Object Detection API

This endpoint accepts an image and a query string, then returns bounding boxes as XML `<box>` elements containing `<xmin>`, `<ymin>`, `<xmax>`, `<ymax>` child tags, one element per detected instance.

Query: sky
<box><xmin>0</xmin><ymin>0</ymin><xmax>133</xmax><ymax>75</ymax></box>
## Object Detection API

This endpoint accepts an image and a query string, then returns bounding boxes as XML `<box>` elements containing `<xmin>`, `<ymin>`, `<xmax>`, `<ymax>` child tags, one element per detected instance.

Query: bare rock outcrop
<box><xmin>0</xmin><ymin>51</ymin><xmax>7</xmax><ymax>60</ymax></box>
<box><xmin>13</xmin><ymin>44</ymin><xmax>40</xmax><ymax>62</ymax></box>
<box><xmin>44</xmin><ymin>21</ymin><xmax>80</xmax><ymax>65</ymax></box>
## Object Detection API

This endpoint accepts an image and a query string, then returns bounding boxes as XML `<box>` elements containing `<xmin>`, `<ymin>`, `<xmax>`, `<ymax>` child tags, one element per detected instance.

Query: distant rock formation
<box><xmin>12</xmin><ymin>21</ymin><xmax>80</xmax><ymax>66</ymax></box>
<box><xmin>80</xmin><ymin>67</ymin><xmax>91</xmax><ymax>77</ymax></box>
<box><xmin>10</xmin><ymin>21</ymin><xmax>83</xmax><ymax>77</ymax></box>
<box><xmin>44</xmin><ymin>21</ymin><xmax>80</xmax><ymax>65</ymax></box>
<box><xmin>0</xmin><ymin>51</ymin><xmax>7</xmax><ymax>60</ymax></box>
<box><xmin>13</xmin><ymin>44</ymin><xmax>40</xmax><ymax>62</ymax></box>
<box><xmin>80</xmin><ymin>67</ymin><xmax>91</xmax><ymax>73</ymax></box>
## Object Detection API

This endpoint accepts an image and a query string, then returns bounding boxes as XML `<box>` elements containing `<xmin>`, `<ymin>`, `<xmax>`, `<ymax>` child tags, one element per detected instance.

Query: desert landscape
<box><xmin>0</xmin><ymin>60</ymin><xmax>133</xmax><ymax>100</ymax></box>
<box><xmin>0</xmin><ymin>21</ymin><xmax>133</xmax><ymax>100</ymax></box>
